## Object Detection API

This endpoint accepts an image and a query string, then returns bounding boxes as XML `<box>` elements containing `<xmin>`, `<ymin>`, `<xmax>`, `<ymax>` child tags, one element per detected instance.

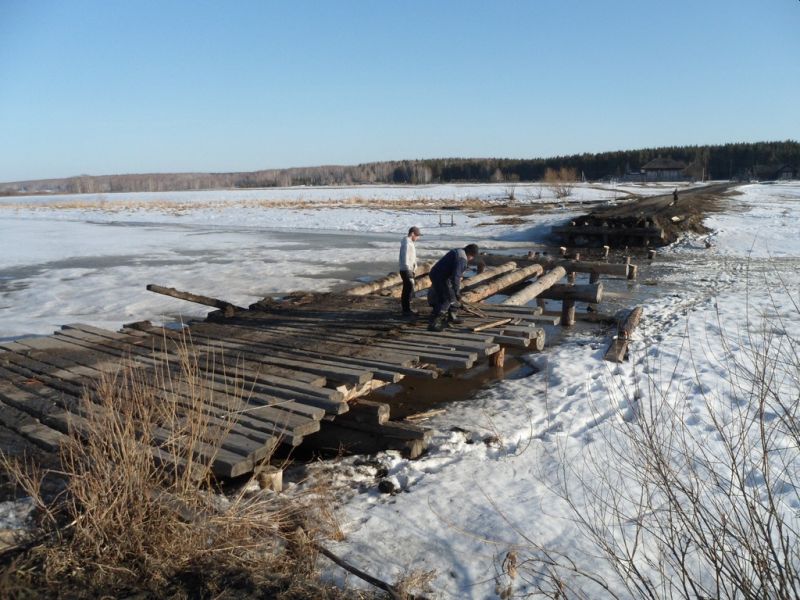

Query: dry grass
<box><xmin>0</xmin><ymin>193</ymin><xmax>559</xmax><ymax>215</ymax></box>
<box><xmin>543</xmin><ymin>167</ymin><xmax>577</xmax><ymax>199</ymax></box>
<box><xmin>0</xmin><ymin>346</ymin><xmax>373</xmax><ymax>599</ymax></box>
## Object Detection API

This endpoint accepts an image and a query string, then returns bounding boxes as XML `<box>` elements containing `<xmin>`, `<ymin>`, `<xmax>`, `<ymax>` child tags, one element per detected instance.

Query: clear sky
<box><xmin>1</xmin><ymin>0</ymin><xmax>798</xmax><ymax>182</ymax></box>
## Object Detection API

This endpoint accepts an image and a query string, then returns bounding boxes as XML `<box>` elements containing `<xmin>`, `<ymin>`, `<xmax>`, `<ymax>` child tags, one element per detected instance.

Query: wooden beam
<box><xmin>146</xmin><ymin>284</ymin><xmax>244</xmax><ymax>315</ymax></box>
<box><xmin>501</xmin><ymin>266</ymin><xmax>567</xmax><ymax>306</ymax></box>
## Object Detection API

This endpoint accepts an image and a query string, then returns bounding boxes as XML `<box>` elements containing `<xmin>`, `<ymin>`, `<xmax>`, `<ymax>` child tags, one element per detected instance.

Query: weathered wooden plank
<box><xmin>124</xmin><ymin>323</ymin><xmax>338</xmax><ymax>385</ymax></box>
<box><xmin>6</xmin><ymin>346</ymin><xmax>283</xmax><ymax>458</ymax></box>
<box><xmin>0</xmin><ymin>368</ymin><xmax>211</xmax><ymax>481</ymax></box>
<box><xmin>150</xmin><ymin>425</ymin><xmax>252</xmax><ymax>479</ymax></box>
<box><xmin>57</xmin><ymin>327</ymin><xmax>345</xmax><ymax>416</ymax></box>
<box><xmin>8</xmin><ymin>337</ymin><xmax>317</xmax><ymax>444</ymax></box>
<box><xmin>63</xmin><ymin>324</ymin><xmax>336</xmax><ymax>400</ymax></box>
<box><xmin>190</xmin><ymin>321</ymin><xmax>421</xmax><ymax>366</ymax></box>
<box><xmin>399</xmin><ymin>334</ymin><xmax>500</xmax><ymax>356</ymax></box>
<box><xmin>151</xmin><ymin>324</ymin><xmax>416</xmax><ymax>383</ymax></box>
<box><xmin>125</xmin><ymin>322</ymin><xmax>374</xmax><ymax>386</ymax></box>
<box><xmin>0</xmin><ymin>396</ymin><xmax>66</xmax><ymax>452</ymax></box>
<box><xmin>146</xmin><ymin>283</ymin><xmax>245</xmax><ymax>314</ymax></box>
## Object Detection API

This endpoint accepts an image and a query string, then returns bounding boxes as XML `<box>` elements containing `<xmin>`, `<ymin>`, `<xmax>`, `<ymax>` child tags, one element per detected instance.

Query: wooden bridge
<box><xmin>0</xmin><ymin>254</ymin><xmax>636</xmax><ymax>481</ymax></box>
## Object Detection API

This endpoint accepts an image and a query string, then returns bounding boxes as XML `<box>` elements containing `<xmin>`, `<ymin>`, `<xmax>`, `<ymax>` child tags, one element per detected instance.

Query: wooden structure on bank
<box><xmin>553</xmin><ymin>219</ymin><xmax>665</xmax><ymax>248</ymax></box>
<box><xmin>0</xmin><ymin>252</ymin><xmax>637</xmax><ymax>481</ymax></box>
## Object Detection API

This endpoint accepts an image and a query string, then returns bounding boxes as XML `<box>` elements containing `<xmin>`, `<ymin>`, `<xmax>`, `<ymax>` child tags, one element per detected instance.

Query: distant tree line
<box><xmin>1</xmin><ymin>140</ymin><xmax>797</xmax><ymax>195</ymax></box>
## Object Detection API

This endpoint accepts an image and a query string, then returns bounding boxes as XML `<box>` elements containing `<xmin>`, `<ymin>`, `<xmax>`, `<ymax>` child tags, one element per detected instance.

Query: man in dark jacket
<box><xmin>427</xmin><ymin>243</ymin><xmax>479</xmax><ymax>331</ymax></box>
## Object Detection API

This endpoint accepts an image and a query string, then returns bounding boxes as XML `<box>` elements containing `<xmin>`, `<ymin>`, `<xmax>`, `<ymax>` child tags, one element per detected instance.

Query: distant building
<box><xmin>619</xmin><ymin>156</ymin><xmax>689</xmax><ymax>182</ymax></box>
<box><xmin>640</xmin><ymin>157</ymin><xmax>688</xmax><ymax>182</ymax></box>
<box><xmin>750</xmin><ymin>164</ymin><xmax>798</xmax><ymax>181</ymax></box>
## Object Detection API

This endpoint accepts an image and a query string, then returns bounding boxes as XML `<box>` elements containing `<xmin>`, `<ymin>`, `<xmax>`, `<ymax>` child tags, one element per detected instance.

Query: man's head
<box><xmin>464</xmin><ymin>243</ymin><xmax>480</xmax><ymax>262</ymax></box>
<box><xmin>408</xmin><ymin>226</ymin><xmax>421</xmax><ymax>241</ymax></box>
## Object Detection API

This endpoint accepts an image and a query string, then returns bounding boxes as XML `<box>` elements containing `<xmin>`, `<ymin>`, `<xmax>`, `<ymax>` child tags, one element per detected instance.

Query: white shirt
<box><xmin>399</xmin><ymin>235</ymin><xmax>417</xmax><ymax>273</ymax></box>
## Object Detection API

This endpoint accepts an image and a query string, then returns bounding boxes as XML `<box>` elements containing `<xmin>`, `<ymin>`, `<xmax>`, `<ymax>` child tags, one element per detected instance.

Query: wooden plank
<box><xmin>153</xmin><ymin>324</ymin><xmax>414</xmax><ymax>382</ymax></box>
<box><xmin>63</xmin><ymin>323</ymin><xmax>335</xmax><ymax>399</ymax></box>
<box><xmin>335</xmin><ymin>400</ymin><xmax>390</xmax><ymax>425</ymax></box>
<box><xmin>126</xmin><ymin>322</ymin><xmax>373</xmax><ymax>386</ymax></box>
<box><xmin>190</xmin><ymin>321</ymin><xmax>421</xmax><ymax>366</ymax></box>
<box><xmin>0</xmin><ymin>369</ymin><xmax>210</xmax><ymax>481</ymax></box>
<box><xmin>399</xmin><ymin>334</ymin><xmax>500</xmax><ymax>356</ymax></box>
<box><xmin>8</xmin><ymin>337</ymin><xmax>318</xmax><ymax>445</ymax></box>
<box><xmin>0</xmin><ymin>396</ymin><xmax>66</xmax><ymax>452</ymax></box>
<box><xmin>5</xmin><ymin>345</ymin><xmax>284</xmax><ymax>458</ymax></box>
<box><xmin>58</xmin><ymin>326</ymin><xmax>346</xmax><ymax>416</ymax></box>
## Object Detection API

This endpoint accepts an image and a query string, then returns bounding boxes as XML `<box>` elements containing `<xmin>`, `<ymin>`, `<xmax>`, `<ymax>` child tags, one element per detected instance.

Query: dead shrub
<box><xmin>0</xmin><ymin>343</ymin><xmax>360</xmax><ymax>599</ymax></box>
<box><xmin>544</xmin><ymin>167</ymin><xmax>577</xmax><ymax>199</ymax></box>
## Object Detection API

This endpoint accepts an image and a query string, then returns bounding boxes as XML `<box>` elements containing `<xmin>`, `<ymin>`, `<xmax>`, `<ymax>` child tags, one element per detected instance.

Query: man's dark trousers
<box><xmin>400</xmin><ymin>270</ymin><xmax>415</xmax><ymax>313</ymax></box>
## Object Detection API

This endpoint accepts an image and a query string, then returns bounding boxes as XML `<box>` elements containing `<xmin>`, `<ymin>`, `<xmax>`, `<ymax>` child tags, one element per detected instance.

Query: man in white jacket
<box><xmin>399</xmin><ymin>226</ymin><xmax>421</xmax><ymax>316</ymax></box>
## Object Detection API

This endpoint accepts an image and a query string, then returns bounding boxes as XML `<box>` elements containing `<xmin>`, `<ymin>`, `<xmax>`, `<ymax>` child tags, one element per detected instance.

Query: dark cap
<box><xmin>408</xmin><ymin>226</ymin><xmax>421</xmax><ymax>236</ymax></box>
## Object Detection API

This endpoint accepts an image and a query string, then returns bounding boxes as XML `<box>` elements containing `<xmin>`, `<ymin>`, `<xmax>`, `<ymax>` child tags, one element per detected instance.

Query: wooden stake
<box><xmin>490</xmin><ymin>347</ymin><xmax>506</xmax><ymax>368</ymax></box>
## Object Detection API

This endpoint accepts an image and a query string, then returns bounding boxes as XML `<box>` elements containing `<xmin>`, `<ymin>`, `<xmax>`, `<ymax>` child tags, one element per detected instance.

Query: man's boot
<box><xmin>428</xmin><ymin>315</ymin><xmax>445</xmax><ymax>332</ymax></box>
<box><xmin>447</xmin><ymin>310</ymin><xmax>463</xmax><ymax>325</ymax></box>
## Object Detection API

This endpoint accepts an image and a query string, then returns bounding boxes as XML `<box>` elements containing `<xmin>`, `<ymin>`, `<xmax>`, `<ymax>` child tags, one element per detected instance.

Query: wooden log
<box><xmin>146</xmin><ymin>284</ymin><xmax>244</xmax><ymax>315</ymax></box>
<box><xmin>537</xmin><ymin>283</ymin><xmax>604</xmax><ymax>304</ymax></box>
<box><xmin>461</xmin><ymin>264</ymin><xmax>544</xmax><ymax>304</ymax></box>
<box><xmin>604</xmin><ymin>306</ymin><xmax>644</xmax><ymax>363</ymax></box>
<box><xmin>501</xmin><ymin>266</ymin><xmax>567</xmax><ymax>306</ymax></box>
<box><xmin>528</xmin><ymin>256</ymin><xmax>631</xmax><ymax>278</ymax></box>
<box><xmin>256</xmin><ymin>466</ymin><xmax>283</xmax><ymax>492</ymax></box>
<box><xmin>561</xmin><ymin>299</ymin><xmax>576</xmax><ymax>327</ymax></box>
<box><xmin>382</xmin><ymin>263</ymin><xmax>516</xmax><ymax>298</ymax></box>
<box><xmin>345</xmin><ymin>262</ymin><xmax>433</xmax><ymax>296</ymax></box>
<box><xmin>567</xmin><ymin>254</ymin><xmax>579</xmax><ymax>284</ymax></box>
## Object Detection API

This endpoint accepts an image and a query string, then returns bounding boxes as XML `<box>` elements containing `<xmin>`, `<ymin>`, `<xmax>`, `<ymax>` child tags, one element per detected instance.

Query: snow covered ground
<box><xmin>287</xmin><ymin>182</ymin><xmax>800</xmax><ymax>597</ymax></box>
<box><xmin>3</xmin><ymin>180</ymin><xmax>797</xmax><ymax>597</ymax></box>
<box><xmin>0</xmin><ymin>182</ymin><xmax>676</xmax><ymax>339</ymax></box>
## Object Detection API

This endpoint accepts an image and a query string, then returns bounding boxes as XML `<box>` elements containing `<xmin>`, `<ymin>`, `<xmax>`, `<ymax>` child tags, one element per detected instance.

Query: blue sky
<box><xmin>1</xmin><ymin>0</ymin><xmax>798</xmax><ymax>181</ymax></box>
